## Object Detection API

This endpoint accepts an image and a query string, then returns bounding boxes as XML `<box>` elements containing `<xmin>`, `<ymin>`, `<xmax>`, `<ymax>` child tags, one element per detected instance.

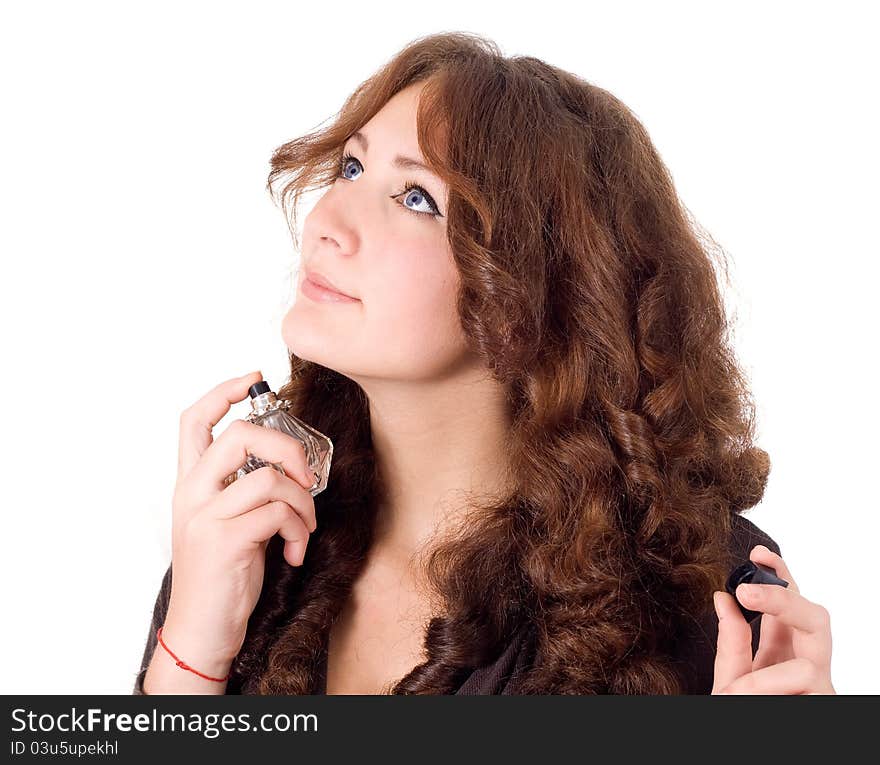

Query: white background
<box><xmin>1</xmin><ymin>1</ymin><xmax>877</xmax><ymax>694</ymax></box>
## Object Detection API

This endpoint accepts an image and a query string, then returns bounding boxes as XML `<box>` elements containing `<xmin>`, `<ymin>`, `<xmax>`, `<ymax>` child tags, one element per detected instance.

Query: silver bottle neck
<box><xmin>250</xmin><ymin>391</ymin><xmax>278</xmax><ymax>416</ymax></box>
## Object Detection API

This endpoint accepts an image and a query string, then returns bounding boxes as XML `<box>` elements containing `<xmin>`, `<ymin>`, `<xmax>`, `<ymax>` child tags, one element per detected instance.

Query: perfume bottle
<box><xmin>222</xmin><ymin>380</ymin><xmax>333</xmax><ymax>497</ymax></box>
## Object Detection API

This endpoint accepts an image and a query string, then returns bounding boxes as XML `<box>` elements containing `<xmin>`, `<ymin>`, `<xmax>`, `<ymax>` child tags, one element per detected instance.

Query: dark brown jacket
<box><xmin>133</xmin><ymin>512</ymin><xmax>779</xmax><ymax>694</ymax></box>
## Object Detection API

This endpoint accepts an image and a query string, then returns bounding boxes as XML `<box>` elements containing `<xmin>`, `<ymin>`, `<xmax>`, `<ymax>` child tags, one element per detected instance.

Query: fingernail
<box><xmin>713</xmin><ymin>591</ymin><xmax>723</xmax><ymax>618</ymax></box>
<box><xmin>737</xmin><ymin>583</ymin><xmax>758</xmax><ymax>599</ymax></box>
<box><xmin>294</xmin><ymin>539</ymin><xmax>308</xmax><ymax>566</ymax></box>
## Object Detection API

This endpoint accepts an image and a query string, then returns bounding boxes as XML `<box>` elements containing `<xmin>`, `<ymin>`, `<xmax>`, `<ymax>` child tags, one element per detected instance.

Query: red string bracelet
<box><xmin>156</xmin><ymin>626</ymin><xmax>231</xmax><ymax>683</ymax></box>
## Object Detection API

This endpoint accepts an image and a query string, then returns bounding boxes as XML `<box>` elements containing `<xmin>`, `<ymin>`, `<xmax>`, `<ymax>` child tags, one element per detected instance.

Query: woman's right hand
<box><xmin>161</xmin><ymin>370</ymin><xmax>318</xmax><ymax>671</ymax></box>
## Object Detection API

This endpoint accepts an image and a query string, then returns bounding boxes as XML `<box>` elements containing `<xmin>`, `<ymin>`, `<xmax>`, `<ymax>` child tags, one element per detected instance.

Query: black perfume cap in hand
<box><xmin>725</xmin><ymin>561</ymin><xmax>790</xmax><ymax>622</ymax></box>
<box><xmin>248</xmin><ymin>381</ymin><xmax>271</xmax><ymax>398</ymax></box>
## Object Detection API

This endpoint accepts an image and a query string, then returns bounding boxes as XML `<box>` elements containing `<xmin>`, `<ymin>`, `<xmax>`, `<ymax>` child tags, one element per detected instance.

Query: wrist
<box><xmin>157</xmin><ymin>619</ymin><xmax>237</xmax><ymax>679</ymax></box>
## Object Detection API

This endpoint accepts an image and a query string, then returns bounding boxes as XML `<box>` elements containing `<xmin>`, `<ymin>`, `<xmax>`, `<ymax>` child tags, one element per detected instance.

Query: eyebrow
<box><xmin>349</xmin><ymin>130</ymin><xmax>440</xmax><ymax>178</ymax></box>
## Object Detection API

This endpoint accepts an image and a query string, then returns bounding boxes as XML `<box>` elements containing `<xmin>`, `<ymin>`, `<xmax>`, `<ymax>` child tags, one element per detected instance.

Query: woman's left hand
<box><xmin>711</xmin><ymin>544</ymin><xmax>836</xmax><ymax>694</ymax></box>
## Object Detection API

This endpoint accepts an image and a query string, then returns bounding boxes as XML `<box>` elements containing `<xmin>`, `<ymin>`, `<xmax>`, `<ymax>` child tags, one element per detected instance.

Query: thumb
<box><xmin>711</xmin><ymin>590</ymin><xmax>754</xmax><ymax>694</ymax></box>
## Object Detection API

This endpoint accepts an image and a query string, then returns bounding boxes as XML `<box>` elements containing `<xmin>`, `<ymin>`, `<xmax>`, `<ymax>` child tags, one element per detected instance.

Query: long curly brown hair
<box><xmin>227</xmin><ymin>31</ymin><xmax>771</xmax><ymax>694</ymax></box>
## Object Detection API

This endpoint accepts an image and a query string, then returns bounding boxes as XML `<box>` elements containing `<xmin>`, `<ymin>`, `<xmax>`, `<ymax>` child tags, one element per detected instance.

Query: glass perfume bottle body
<box><xmin>223</xmin><ymin>382</ymin><xmax>333</xmax><ymax>497</ymax></box>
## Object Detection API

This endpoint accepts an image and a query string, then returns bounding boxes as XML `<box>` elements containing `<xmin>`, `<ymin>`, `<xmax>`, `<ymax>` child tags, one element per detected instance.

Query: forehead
<box><xmin>358</xmin><ymin>83</ymin><xmax>426</xmax><ymax>149</ymax></box>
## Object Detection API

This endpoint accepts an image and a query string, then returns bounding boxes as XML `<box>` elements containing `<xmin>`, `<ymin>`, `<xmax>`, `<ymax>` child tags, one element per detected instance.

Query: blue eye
<box><xmin>337</xmin><ymin>152</ymin><xmax>442</xmax><ymax>218</ymax></box>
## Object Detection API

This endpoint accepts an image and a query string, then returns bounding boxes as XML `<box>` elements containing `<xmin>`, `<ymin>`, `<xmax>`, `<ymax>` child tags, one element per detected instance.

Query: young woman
<box><xmin>135</xmin><ymin>32</ymin><xmax>835</xmax><ymax>695</ymax></box>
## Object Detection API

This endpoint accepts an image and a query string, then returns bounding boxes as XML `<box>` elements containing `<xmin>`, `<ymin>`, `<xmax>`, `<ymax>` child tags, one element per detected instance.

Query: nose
<box><xmin>306</xmin><ymin>183</ymin><xmax>366</xmax><ymax>259</ymax></box>
<box><xmin>317</xmin><ymin>223</ymin><xmax>357</xmax><ymax>257</ymax></box>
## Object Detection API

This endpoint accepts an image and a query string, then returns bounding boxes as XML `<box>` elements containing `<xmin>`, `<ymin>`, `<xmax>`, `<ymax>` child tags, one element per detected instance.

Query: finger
<box><xmin>177</xmin><ymin>371</ymin><xmax>263</xmax><ymax>481</ymax></box>
<box><xmin>210</xmin><ymin>464</ymin><xmax>317</xmax><ymax>532</ymax></box>
<box><xmin>227</xmin><ymin>500</ymin><xmax>311</xmax><ymax>567</ymax></box>
<box><xmin>735</xmin><ymin>582</ymin><xmax>829</xmax><ymax>635</ymax></box>
<box><xmin>189</xmin><ymin>417</ymin><xmax>316</xmax><ymax>497</ymax></box>
<box><xmin>742</xmin><ymin>544</ymin><xmax>799</xmax><ymax>666</ymax></box>
<box><xmin>711</xmin><ymin>591</ymin><xmax>754</xmax><ymax>693</ymax></box>
<box><xmin>735</xmin><ymin>581</ymin><xmax>832</xmax><ymax>667</ymax></box>
<box><xmin>717</xmin><ymin>657</ymin><xmax>821</xmax><ymax>695</ymax></box>
<box><xmin>751</xmin><ymin>611</ymin><xmax>796</xmax><ymax>671</ymax></box>
<box><xmin>748</xmin><ymin>544</ymin><xmax>799</xmax><ymax>593</ymax></box>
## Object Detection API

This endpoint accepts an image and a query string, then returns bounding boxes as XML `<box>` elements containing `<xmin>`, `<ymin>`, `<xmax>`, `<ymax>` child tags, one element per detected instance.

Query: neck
<box><xmin>357</xmin><ymin>365</ymin><xmax>513</xmax><ymax>564</ymax></box>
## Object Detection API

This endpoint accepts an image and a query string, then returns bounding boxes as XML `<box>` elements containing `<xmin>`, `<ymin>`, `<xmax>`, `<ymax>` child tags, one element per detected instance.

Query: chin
<box><xmin>280</xmin><ymin>308</ymin><xmax>351</xmax><ymax>374</ymax></box>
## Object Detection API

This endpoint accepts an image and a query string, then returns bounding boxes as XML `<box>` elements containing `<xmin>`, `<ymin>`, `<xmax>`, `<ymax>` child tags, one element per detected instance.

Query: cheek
<box><xmin>368</xmin><ymin>257</ymin><xmax>465</xmax><ymax>354</ymax></box>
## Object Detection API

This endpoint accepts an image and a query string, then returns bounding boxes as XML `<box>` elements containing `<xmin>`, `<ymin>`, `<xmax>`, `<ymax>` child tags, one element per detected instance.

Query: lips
<box><xmin>303</xmin><ymin>267</ymin><xmax>358</xmax><ymax>300</ymax></box>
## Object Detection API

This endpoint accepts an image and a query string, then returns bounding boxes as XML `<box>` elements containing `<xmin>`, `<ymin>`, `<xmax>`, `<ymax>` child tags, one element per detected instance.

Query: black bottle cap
<box><xmin>724</xmin><ymin>561</ymin><xmax>790</xmax><ymax>622</ymax></box>
<box><xmin>248</xmin><ymin>381</ymin><xmax>271</xmax><ymax>398</ymax></box>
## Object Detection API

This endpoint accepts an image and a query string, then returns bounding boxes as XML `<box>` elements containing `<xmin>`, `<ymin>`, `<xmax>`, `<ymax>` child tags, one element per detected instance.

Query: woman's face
<box><xmin>282</xmin><ymin>82</ymin><xmax>476</xmax><ymax>384</ymax></box>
